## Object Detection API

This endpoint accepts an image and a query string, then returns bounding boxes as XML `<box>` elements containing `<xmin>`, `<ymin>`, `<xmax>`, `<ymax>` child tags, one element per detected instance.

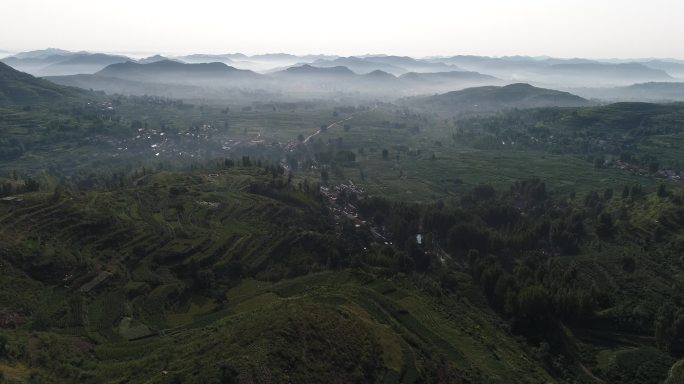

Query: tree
<box><xmin>447</xmin><ymin>223</ymin><xmax>490</xmax><ymax>254</ymax></box>
<box><xmin>595</xmin><ymin>212</ymin><xmax>614</xmax><ymax>239</ymax></box>
<box><xmin>472</xmin><ymin>184</ymin><xmax>496</xmax><ymax>202</ymax></box>
<box><xmin>220</xmin><ymin>364</ymin><xmax>239</xmax><ymax>384</ymax></box>
<box><xmin>343</xmin><ymin>124</ymin><xmax>351</xmax><ymax>132</ymax></box>
<box><xmin>321</xmin><ymin>169</ymin><xmax>329</xmax><ymax>183</ymax></box>
<box><xmin>227</xmin><ymin>260</ymin><xmax>242</xmax><ymax>279</ymax></box>
<box><xmin>621</xmin><ymin>255</ymin><xmax>636</xmax><ymax>272</ymax></box>
<box><xmin>603</xmin><ymin>188</ymin><xmax>613</xmax><ymax>200</ymax></box>
<box><xmin>23</xmin><ymin>178</ymin><xmax>39</xmax><ymax>192</ymax></box>
<box><xmin>658</xmin><ymin>183</ymin><xmax>668</xmax><ymax>198</ymax></box>
<box><xmin>655</xmin><ymin>304</ymin><xmax>684</xmax><ymax>354</ymax></box>
<box><xmin>622</xmin><ymin>186</ymin><xmax>630</xmax><ymax>199</ymax></box>
<box><xmin>649</xmin><ymin>162</ymin><xmax>660</xmax><ymax>174</ymax></box>
<box><xmin>517</xmin><ymin>285</ymin><xmax>551</xmax><ymax>322</ymax></box>
<box><xmin>0</xmin><ymin>334</ymin><xmax>7</xmax><ymax>358</ymax></box>
<box><xmin>381</xmin><ymin>149</ymin><xmax>389</xmax><ymax>160</ymax></box>
<box><xmin>406</xmin><ymin>237</ymin><xmax>429</xmax><ymax>271</ymax></box>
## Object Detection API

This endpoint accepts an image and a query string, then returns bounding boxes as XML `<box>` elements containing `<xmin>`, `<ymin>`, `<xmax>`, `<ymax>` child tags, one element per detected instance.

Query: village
<box><xmin>320</xmin><ymin>181</ymin><xmax>391</xmax><ymax>243</ymax></box>
<box><xmin>606</xmin><ymin>158</ymin><xmax>683</xmax><ymax>182</ymax></box>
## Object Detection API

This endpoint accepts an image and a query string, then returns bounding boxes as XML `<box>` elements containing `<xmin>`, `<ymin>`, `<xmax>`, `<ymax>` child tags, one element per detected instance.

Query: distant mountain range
<box><xmin>307</xmin><ymin>57</ymin><xmax>406</xmax><ymax>75</ymax></box>
<box><xmin>1</xmin><ymin>51</ymin><xmax>130</xmax><ymax>76</ymax></box>
<box><xmin>47</xmin><ymin>61</ymin><xmax>502</xmax><ymax>99</ymax></box>
<box><xmin>632</xmin><ymin>60</ymin><xmax>684</xmax><ymax>78</ymax></box>
<box><xmin>277</xmin><ymin>64</ymin><xmax>356</xmax><ymax>77</ymax></box>
<box><xmin>575</xmin><ymin>82</ymin><xmax>684</xmax><ymax>102</ymax></box>
<box><xmin>301</xmin><ymin>56</ymin><xmax>463</xmax><ymax>75</ymax></box>
<box><xmin>137</xmin><ymin>55</ymin><xmax>175</xmax><ymax>64</ymax></box>
<box><xmin>400</xmin><ymin>71</ymin><xmax>499</xmax><ymax>86</ymax></box>
<box><xmin>404</xmin><ymin>83</ymin><xmax>593</xmax><ymax>114</ymax></box>
<box><xmin>536</xmin><ymin>62</ymin><xmax>671</xmax><ymax>84</ymax></box>
<box><xmin>96</xmin><ymin>60</ymin><xmax>261</xmax><ymax>83</ymax></box>
<box><xmin>178</xmin><ymin>54</ymin><xmax>236</xmax><ymax>64</ymax></box>
<box><xmin>3</xmin><ymin>48</ymin><xmax>683</xmax><ymax>86</ymax></box>
<box><xmin>426</xmin><ymin>56</ymin><xmax>678</xmax><ymax>85</ymax></box>
<box><xmin>4</xmin><ymin>48</ymin><xmax>684</xmax><ymax>102</ymax></box>
<box><xmin>10</xmin><ymin>48</ymin><xmax>72</xmax><ymax>59</ymax></box>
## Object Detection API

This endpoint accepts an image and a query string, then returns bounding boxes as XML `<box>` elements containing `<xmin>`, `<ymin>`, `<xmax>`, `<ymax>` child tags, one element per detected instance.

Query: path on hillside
<box><xmin>560</xmin><ymin>322</ymin><xmax>606</xmax><ymax>383</ymax></box>
<box><xmin>303</xmin><ymin>104</ymin><xmax>378</xmax><ymax>144</ymax></box>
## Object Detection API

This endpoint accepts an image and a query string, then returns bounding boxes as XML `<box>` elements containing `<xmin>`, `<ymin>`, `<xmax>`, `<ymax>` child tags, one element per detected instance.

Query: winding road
<box><xmin>303</xmin><ymin>104</ymin><xmax>378</xmax><ymax>143</ymax></box>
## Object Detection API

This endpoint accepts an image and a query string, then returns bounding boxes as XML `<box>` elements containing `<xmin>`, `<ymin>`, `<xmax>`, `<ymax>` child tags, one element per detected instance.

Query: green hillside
<box><xmin>0</xmin><ymin>168</ymin><xmax>556</xmax><ymax>383</ymax></box>
<box><xmin>0</xmin><ymin>62</ymin><xmax>82</xmax><ymax>106</ymax></box>
<box><xmin>406</xmin><ymin>83</ymin><xmax>593</xmax><ymax>114</ymax></box>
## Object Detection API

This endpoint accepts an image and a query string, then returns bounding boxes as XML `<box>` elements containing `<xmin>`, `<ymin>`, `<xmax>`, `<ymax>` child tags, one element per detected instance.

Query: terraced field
<box><xmin>6</xmin><ymin>271</ymin><xmax>555</xmax><ymax>383</ymax></box>
<box><xmin>0</xmin><ymin>167</ymin><xmax>561</xmax><ymax>383</ymax></box>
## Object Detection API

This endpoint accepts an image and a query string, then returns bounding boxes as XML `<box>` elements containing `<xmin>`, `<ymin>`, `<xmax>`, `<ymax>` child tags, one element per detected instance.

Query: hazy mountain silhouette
<box><xmin>97</xmin><ymin>60</ymin><xmax>262</xmax><ymax>82</ymax></box>
<box><xmin>2</xmin><ymin>50</ymin><xmax>130</xmax><ymax>76</ymax></box>
<box><xmin>137</xmin><ymin>55</ymin><xmax>175</xmax><ymax>64</ymax></box>
<box><xmin>276</xmin><ymin>64</ymin><xmax>356</xmax><ymax>77</ymax></box>
<box><xmin>10</xmin><ymin>48</ymin><xmax>71</xmax><ymax>60</ymax></box>
<box><xmin>308</xmin><ymin>57</ymin><xmax>408</xmax><ymax>75</ymax></box>
<box><xmin>406</xmin><ymin>83</ymin><xmax>593</xmax><ymax>113</ymax></box>
<box><xmin>539</xmin><ymin>62</ymin><xmax>671</xmax><ymax>82</ymax></box>
<box><xmin>638</xmin><ymin>60</ymin><xmax>684</xmax><ymax>78</ymax></box>
<box><xmin>428</xmin><ymin>56</ymin><xmax>674</xmax><ymax>86</ymax></box>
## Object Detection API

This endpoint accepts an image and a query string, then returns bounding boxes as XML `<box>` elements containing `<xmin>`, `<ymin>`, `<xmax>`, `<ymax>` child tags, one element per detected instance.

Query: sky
<box><xmin>2</xmin><ymin>0</ymin><xmax>683</xmax><ymax>58</ymax></box>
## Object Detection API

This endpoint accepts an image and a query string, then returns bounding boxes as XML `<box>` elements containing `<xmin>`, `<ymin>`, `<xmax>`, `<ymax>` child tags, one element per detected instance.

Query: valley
<box><xmin>0</xmin><ymin>42</ymin><xmax>684</xmax><ymax>383</ymax></box>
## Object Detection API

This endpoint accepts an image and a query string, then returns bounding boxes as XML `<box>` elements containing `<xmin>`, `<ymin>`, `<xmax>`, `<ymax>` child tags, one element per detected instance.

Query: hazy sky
<box><xmin>2</xmin><ymin>0</ymin><xmax>682</xmax><ymax>58</ymax></box>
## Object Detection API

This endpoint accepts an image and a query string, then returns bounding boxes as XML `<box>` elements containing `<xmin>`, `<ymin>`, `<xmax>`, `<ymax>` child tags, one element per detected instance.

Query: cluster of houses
<box><xmin>320</xmin><ymin>181</ymin><xmax>389</xmax><ymax>243</ymax></box>
<box><xmin>320</xmin><ymin>182</ymin><xmax>365</xmax><ymax>226</ymax></box>
<box><xmin>607</xmin><ymin>159</ymin><xmax>683</xmax><ymax>182</ymax></box>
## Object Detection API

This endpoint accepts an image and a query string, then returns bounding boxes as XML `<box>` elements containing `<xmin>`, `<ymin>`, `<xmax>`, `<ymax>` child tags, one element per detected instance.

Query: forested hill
<box><xmin>1</xmin><ymin>163</ymin><xmax>683</xmax><ymax>382</ymax></box>
<box><xmin>405</xmin><ymin>83</ymin><xmax>594</xmax><ymax>113</ymax></box>
<box><xmin>0</xmin><ymin>167</ymin><xmax>557</xmax><ymax>383</ymax></box>
<box><xmin>0</xmin><ymin>62</ymin><xmax>84</xmax><ymax>106</ymax></box>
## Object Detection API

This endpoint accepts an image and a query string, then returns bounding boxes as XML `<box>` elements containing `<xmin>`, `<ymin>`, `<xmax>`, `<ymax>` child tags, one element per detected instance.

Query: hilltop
<box><xmin>277</xmin><ymin>64</ymin><xmax>356</xmax><ymax>77</ymax></box>
<box><xmin>96</xmin><ymin>60</ymin><xmax>261</xmax><ymax>82</ymax></box>
<box><xmin>405</xmin><ymin>83</ymin><xmax>593</xmax><ymax>113</ymax></box>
